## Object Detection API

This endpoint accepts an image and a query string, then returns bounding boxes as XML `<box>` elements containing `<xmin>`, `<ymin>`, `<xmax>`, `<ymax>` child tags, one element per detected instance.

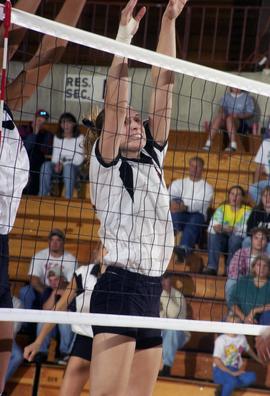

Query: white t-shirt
<box><xmin>254</xmin><ymin>139</ymin><xmax>270</xmax><ymax>175</ymax></box>
<box><xmin>169</xmin><ymin>177</ymin><xmax>213</xmax><ymax>218</ymax></box>
<box><xmin>213</xmin><ymin>334</ymin><xmax>249</xmax><ymax>369</ymax></box>
<box><xmin>51</xmin><ymin>134</ymin><xmax>85</xmax><ymax>166</ymax></box>
<box><xmin>28</xmin><ymin>248</ymin><xmax>78</xmax><ymax>286</ymax></box>
<box><xmin>89</xmin><ymin>123</ymin><xmax>174</xmax><ymax>277</ymax></box>
<box><xmin>72</xmin><ymin>264</ymin><xmax>97</xmax><ymax>337</ymax></box>
<box><xmin>0</xmin><ymin>107</ymin><xmax>29</xmax><ymax>234</ymax></box>
<box><xmin>160</xmin><ymin>286</ymin><xmax>187</xmax><ymax>319</ymax></box>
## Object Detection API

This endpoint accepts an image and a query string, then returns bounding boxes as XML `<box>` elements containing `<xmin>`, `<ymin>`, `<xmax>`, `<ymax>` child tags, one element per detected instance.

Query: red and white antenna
<box><xmin>0</xmin><ymin>0</ymin><xmax>12</xmax><ymax>142</ymax></box>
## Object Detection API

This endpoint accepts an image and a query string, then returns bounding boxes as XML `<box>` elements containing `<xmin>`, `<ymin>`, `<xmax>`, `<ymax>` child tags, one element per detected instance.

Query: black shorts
<box><xmin>70</xmin><ymin>334</ymin><xmax>93</xmax><ymax>362</ymax></box>
<box><xmin>0</xmin><ymin>234</ymin><xmax>12</xmax><ymax>309</ymax></box>
<box><xmin>90</xmin><ymin>266</ymin><xmax>162</xmax><ymax>349</ymax></box>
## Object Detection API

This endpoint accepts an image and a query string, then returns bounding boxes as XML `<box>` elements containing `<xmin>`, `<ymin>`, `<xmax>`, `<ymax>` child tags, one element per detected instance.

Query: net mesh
<box><xmin>1</xmin><ymin>3</ymin><xmax>270</xmax><ymax>341</ymax></box>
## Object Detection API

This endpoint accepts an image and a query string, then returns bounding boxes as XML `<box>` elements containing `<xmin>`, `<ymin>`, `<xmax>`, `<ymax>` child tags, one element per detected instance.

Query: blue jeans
<box><xmin>19</xmin><ymin>285</ymin><xmax>42</xmax><ymax>310</ymax></box>
<box><xmin>36</xmin><ymin>322</ymin><xmax>73</xmax><ymax>355</ymax></box>
<box><xmin>225</xmin><ymin>278</ymin><xmax>237</xmax><ymax>303</ymax></box>
<box><xmin>171</xmin><ymin>211</ymin><xmax>205</xmax><ymax>250</ymax></box>
<box><xmin>39</xmin><ymin>161</ymin><xmax>79</xmax><ymax>199</ymax></box>
<box><xmin>213</xmin><ymin>366</ymin><xmax>256</xmax><ymax>396</ymax></box>
<box><xmin>5</xmin><ymin>341</ymin><xmax>23</xmax><ymax>381</ymax></box>
<box><xmin>207</xmin><ymin>233</ymin><xmax>243</xmax><ymax>272</ymax></box>
<box><xmin>249</xmin><ymin>180</ymin><xmax>270</xmax><ymax>204</ymax></box>
<box><xmin>162</xmin><ymin>330</ymin><xmax>189</xmax><ymax>367</ymax></box>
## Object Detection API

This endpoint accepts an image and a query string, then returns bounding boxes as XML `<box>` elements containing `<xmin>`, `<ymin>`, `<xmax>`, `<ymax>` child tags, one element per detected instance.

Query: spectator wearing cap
<box><xmin>35</xmin><ymin>268</ymin><xmax>73</xmax><ymax>363</ymax></box>
<box><xmin>19</xmin><ymin>229</ymin><xmax>78</xmax><ymax>314</ymax></box>
<box><xmin>39</xmin><ymin>112</ymin><xmax>85</xmax><ymax>200</ymax></box>
<box><xmin>22</xmin><ymin>110</ymin><xmax>53</xmax><ymax>195</ymax></box>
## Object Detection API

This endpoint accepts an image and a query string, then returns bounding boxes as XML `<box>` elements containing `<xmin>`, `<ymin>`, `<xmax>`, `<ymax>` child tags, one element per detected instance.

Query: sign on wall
<box><xmin>64</xmin><ymin>73</ymin><xmax>106</xmax><ymax>102</ymax></box>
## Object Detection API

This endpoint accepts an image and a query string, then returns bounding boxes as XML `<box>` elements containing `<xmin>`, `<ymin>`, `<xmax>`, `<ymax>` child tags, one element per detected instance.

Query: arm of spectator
<box><xmin>213</xmin><ymin>357</ymin><xmax>241</xmax><ymax>375</ymax></box>
<box><xmin>201</xmin><ymin>185</ymin><xmax>214</xmax><ymax>218</ymax></box>
<box><xmin>170</xmin><ymin>199</ymin><xmax>187</xmax><ymax>213</ymax></box>
<box><xmin>227</xmin><ymin>249</ymin><xmax>242</xmax><ymax>279</ymax></box>
<box><xmin>231</xmin><ymin>304</ymin><xmax>246</xmax><ymax>322</ymax></box>
<box><xmin>42</xmin><ymin>289</ymin><xmax>58</xmax><ymax>310</ymax></box>
<box><xmin>51</xmin><ymin>136</ymin><xmax>61</xmax><ymax>164</ymax></box>
<box><xmin>72</xmin><ymin>134</ymin><xmax>85</xmax><ymax>166</ymax></box>
<box><xmin>30</xmin><ymin>275</ymin><xmax>46</xmax><ymax>295</ymax></box>
<box><xmin>247</xmin><ymin>345</ymin><xmax>264</xmax><ymax>364</ymax></box>
<box><xmin>24</xmin><ymin>277</ymin><xmax>77</xmax><ymax>362</ymax></box>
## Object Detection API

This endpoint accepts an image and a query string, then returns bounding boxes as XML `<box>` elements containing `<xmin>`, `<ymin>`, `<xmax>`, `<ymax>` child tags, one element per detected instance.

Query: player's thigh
<box><xmin>127</xmin><ymin>346</ymin><xmax>162</xmax><ymax>396</ymax></box>
<box><xmin>90</xmin><ymin>333</ymin><xmax>136</xmax><ymax>396</ymax></box>
<box><xmin>60</xmin><ymin>356</ymin><xmax>90</xmax><ymax>396</ymax></box>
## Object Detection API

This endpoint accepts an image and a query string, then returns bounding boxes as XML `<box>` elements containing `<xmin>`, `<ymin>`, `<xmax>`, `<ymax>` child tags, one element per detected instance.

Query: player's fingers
<box><xmin>134</xmin><ymin>6</ymin><xmax>146</xmax><ymax>23</ymax></box>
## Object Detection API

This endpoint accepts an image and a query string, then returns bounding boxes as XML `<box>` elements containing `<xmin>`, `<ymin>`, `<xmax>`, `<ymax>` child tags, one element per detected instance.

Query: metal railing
<box><xmin>15</xmin><ymin>1</ymin><xmax>270</xmax><ymax>71</ymax></box>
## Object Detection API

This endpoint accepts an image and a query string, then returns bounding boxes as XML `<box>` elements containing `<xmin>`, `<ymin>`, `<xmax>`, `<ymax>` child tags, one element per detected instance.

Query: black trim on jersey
<box><xmin>95</xmin><ymin>139</ymin><xmax>120</xmax><ymax>168</ymax></box>
<box><xmin>3</xmin><ymin>103</ymin><xmax>15</xmax><ymax>130</ymax></box>
<box><xmin>143</xmin><ymin>121</ymin><xmax>167</xmax><ymax>169</ymax></box>
<box><xmin>120</xmin><ymin>160</ymin><xmax>134</xmax><ymax>201</ymax></box>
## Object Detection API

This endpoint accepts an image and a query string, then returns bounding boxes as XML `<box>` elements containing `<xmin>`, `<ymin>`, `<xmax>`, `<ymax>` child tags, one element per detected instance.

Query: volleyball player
<box><xmin>89</xmin><ymin>1</ymin><xmax>188</xmax><ymax>395</ymax></box>
<box><xmin>24</xmin><ymin>257</ymin><xmax>102</xmax><ymax>396</ymax></box>
<box><xmin>0</xmin><ymin>103</ymin><xmax>29</xmax><ymax>395</ymax></box>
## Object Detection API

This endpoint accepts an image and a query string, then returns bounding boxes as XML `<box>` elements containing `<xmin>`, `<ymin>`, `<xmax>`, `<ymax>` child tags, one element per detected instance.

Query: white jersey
<box><xmin>0</xmin><ymin>105</ymin><xmax>29</xmax><ymax>234</ymax></box>
<box><xmin>72</xmin><ymin>264</ymin><xmax>97</xmax><ymax>337</ymax></box>
<box><xmin>89</xmin><ymin>124</ymin><xmax>174</xmax><ymax>277</ymax></box>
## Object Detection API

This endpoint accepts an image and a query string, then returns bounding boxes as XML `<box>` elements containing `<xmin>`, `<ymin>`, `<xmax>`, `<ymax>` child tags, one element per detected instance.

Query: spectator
<box><xmin>249</xmin><ymin>138</ymin><xmax>270</xmax><ymax>204</ymax></box>
<box><xmin>202</xmin><ymin>88</ymin><xmax>255</xmax><ymax>153</ymax></box>
<box><xmin>213</xmin><ymin>312</ymin><xmax>261</xmax><ymax>396</ymax></box>
<box><xmin>35</xmin><ymin>268</ymin><xmax>73</xmax><ymax>363</ymax></box>
<box><xmin>226</xmin><ymin>228</ymin><xmax>268</xmax><ymax>302</ymax></box>
<box><xmin>243</xmin><ymin>186</ymin><xmax>270</xmax><ymax>252</ymax></box>
<box><xmin>203</xmin><ymin>185</ymin><xmax>251</xmax><ymax>275</ymax></box>
<box><xmin>5</xmin><ymin>296</ymin><xmax>24</xmax><ymax>383</ymax></box>
<box><xmin>229</xmin><ymin>255</ymin><xmax>270</xmax><ymax>325</ymax></box>
<box><xmin>19</xmin><ymin>229</ymin><xmax>78</xmax><ymax>313</ymax></box>
<box><xmin>159</xmin><ymin>273</ymin><xmax>190</xmax><ymax>377</ymax></box>
<box><xmin>169</xmin><ymin>157</ymin><xmax>213</xmax><ymax>262</ymax></box>
<box><xmin>22</xmin><ymin>110</ymin><xmax>53</xmax><ymax>195</ymax></box>
<box><xmin>39</xmin><ymin>112</ymin><xmax>85</xmax><ymax>200</ymax></box>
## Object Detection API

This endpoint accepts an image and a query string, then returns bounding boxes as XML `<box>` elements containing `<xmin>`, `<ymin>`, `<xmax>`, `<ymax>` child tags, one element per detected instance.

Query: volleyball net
<box><xmin>1</xmin><ymin>2</ymin><xmax>270</xmax><ymax>338</ymax></box>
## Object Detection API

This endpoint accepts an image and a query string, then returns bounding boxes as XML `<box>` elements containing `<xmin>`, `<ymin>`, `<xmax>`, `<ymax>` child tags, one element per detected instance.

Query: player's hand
<box><xmin>256</xmin><ymin>329</ymin><xmax>270</xmax><ymax>363</ymax></box>
<box><xmin>24</xmin><ymin>342</ymin><xmax>40</xmax><ymax>362</ymax></box>
<box><xmin>120</xmin><ymin>0</ymin><xmax>146</xmax><ymax>34</ymax></box>
<box><xmin>164</xmin><ymin>0</ymin><xmax>189</xmax><ymax>21</ymax></box>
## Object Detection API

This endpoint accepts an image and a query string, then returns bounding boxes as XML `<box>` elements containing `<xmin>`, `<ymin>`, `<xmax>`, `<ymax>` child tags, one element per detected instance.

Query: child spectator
<box><xmin>39</xmin><ymin>112</ymin><xmax>84</xmax><ymax>199</ymax></box>
<box><xmin>213</xmin><ymin>312</ymin><xmax>261</xmax><ymax>396</ymax></box>
<box><xmin>226</xmin><ymin>228</ymin><xmax>268</xmax><ymax>302</ymax></box>
<box><xmin>204</xmin><ymin>186</ymin><xmax>251</xmax><ymax>275</ymax></box>
<box><xmin>243</xmin><ymin>186</ymin><xmax>270</xmax><ymax>252</ymax></box>
<box><xmin>35</xmin><ymin>268</ymin><xmax>73</xmax><ymax>363</ymax></box>
<box><xmin>202</xmin><ymin>88</ymin><xmax>255</xmax><ymax>153</ymax></box>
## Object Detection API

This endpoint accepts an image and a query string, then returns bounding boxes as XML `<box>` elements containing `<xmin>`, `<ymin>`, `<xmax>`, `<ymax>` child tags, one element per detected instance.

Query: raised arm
<box><xmin>98</xmin><ymin>0</ymin><xmax>146</xmax><ymax>163</ymax></box>
<box><xmin>149</xmin><ymin>0</ymin><xmax>188</xmax><ymax>146</ymax></box>
<box><xmin>24</xmin><ymin>277</ymin><xmax>77</xmax><ymax>362</ymax></box>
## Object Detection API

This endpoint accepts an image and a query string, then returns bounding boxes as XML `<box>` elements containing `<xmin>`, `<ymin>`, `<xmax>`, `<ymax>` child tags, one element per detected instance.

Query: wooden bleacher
<box><xmin>6</xmin><ymin>130</ymin><xmax>269</xmax><ymax>395</ymax></box>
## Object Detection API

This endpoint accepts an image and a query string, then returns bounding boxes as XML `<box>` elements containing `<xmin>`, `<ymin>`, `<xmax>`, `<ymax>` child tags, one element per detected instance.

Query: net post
<box><xmin>0</xmin><ymin>0</ymin><xmax>12</xmax><ymax>143</ymax></box>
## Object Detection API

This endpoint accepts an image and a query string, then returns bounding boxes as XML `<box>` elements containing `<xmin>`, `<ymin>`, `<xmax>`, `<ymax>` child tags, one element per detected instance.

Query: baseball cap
<box><xmin>47</xmin><ymin>267</ymin><xmax>62</xmax><ymax>278</ymax></box>
<box><xmin>48</xmin><ymin>228</ymin><xmax>65</xmax><ymax>241</ymax></box>
<box><xmin>35</xmin><ymin>109</ymin><xmax>49</xmax><ymax>120</ymax></box>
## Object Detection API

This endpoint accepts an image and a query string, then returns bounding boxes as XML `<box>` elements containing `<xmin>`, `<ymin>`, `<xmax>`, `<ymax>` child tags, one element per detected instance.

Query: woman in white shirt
<box><xmin>39</xmin><ymin>112</ymin><xmax>84</xmax><ymax>199</ymax></box>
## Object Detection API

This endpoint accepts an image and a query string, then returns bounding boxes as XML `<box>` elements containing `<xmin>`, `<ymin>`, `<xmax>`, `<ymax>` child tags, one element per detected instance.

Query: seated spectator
<box><xmin>249</xmin><ymin>137</ymin><xmax>270</xmax><ymax>204</ymax></box>
<box><xmin>159</xmin><ymin>273</ymin><xmax>190</xmax><ymax>377</ymax></box>
<box><xmin>39</xmin><ymin>112</ymin><xmax>85</xmax><ymax>200</ymax></box>
<box><xmin>213</xmin><ymin>312</ymin><xmax>261</xmax><ymax>396</ymax></box>
<box><xmin>19</xmin><ymin>229</ymin><xmax>78</xmax><ymax>313</ymax></box>
<box><xmin>169</xmin><ymin>157</ymin><xmax>213</xmax><ymax>262</ymax></box>
<box><xmin>226</xmin><ymin>228</ymin><xmax>268</xmax><ymax>302</ymax></box>
<box><xmin>202</xmin><ymin>88</ymin><xmax>255</xmax><ymax>153</ymax></box>
<box><xmin>36</xmin><ymin>268</ymin><xmax>73</xmax><ymax>363</ymax></box>
<box><xmin>22</xmin><ymin>110</ymin><xmax>53</xmax><ymax>195</ymax></box>
<box><xmin>228</xmin><ymin>255</ymin><xmax>270</xmax><ymax>325</ymax></box>
<box><xmin>5</xmin><ymin>296</ymin><xmax>24</xmax><ymax>383</ymax></box>
<box><xmin>243</xmin><ymin>186</ymin><xmax>270</xmax><ymax>252</ymax></box>
<box><xmin>203</xmin><ymin>185</ymin><xmax>251</xmax><ymax>275</ymax></box>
